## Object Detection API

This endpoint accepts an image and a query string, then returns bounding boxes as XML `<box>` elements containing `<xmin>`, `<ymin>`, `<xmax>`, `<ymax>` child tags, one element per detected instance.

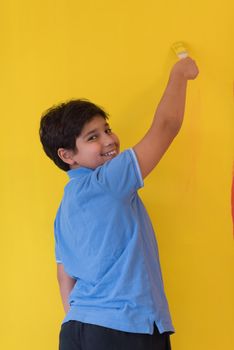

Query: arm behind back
<box><xmin>57</xmin><ymin>263</ymin><xmax>76</xmax><ymax>313</ymax></box>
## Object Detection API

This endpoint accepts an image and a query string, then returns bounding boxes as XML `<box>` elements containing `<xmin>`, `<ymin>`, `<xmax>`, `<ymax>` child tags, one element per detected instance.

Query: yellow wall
<box><xmin>1</xmin><ymin>1</ymin><xmax>233</xmax><ymax>349</ymax></box>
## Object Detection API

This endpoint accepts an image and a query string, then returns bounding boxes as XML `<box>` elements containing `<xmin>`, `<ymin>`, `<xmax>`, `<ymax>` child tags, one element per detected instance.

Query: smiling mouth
<box><xmin>101</xmin><ymin>150</ymin><xmax>117</xmax><ymax>157</ymax></box>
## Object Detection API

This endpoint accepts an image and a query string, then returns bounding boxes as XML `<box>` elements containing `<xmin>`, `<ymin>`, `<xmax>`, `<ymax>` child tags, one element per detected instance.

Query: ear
<box><xmin>57</xmin><ymin>148</ymin><xmax>77</xmax><ymax>165</ymax></box>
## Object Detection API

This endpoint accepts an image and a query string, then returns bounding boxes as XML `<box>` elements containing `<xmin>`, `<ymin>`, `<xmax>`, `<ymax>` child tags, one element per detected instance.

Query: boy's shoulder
<box><xmin>61</xmin><ymin>148</ymin><xmax>143</xmax><ymax>204</ymax></box>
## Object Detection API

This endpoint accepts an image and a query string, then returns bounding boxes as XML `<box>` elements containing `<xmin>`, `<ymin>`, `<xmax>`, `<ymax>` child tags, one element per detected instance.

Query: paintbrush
<box><xmin>171</xmin><ymin>42</ymin><xmax>188</xmax><ymax>59</ymax></box>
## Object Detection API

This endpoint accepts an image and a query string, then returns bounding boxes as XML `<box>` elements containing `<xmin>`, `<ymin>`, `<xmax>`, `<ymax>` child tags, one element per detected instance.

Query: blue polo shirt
<box><xmin>54</xmin><ymin>148</ymin><xmax>175</xmax><ymax>335</ymax></box>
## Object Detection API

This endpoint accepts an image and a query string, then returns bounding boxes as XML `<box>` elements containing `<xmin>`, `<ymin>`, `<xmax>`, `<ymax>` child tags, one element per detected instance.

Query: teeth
<box><xmin>102</xmin><ymin>150</ymin><xmax>116</xmax><ymax>157</ymax></box>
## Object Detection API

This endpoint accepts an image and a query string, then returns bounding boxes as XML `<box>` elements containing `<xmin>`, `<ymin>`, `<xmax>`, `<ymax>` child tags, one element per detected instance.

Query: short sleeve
<box><xmin>93</xmin><ymin>148</ymin><xmax>144</xmax><ymax>197</ymax></box>
<box><xmin>54</xmin><ymin>216</ymin><xmax>62</xmax><ymax>264</ymax></box>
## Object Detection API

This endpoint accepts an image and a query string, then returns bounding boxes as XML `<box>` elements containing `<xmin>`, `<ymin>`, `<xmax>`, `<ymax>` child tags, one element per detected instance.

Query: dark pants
<box><xmin>59</xmin><ymin>320</ymin><xmax>172</xmax><ymax>350</ymax></box>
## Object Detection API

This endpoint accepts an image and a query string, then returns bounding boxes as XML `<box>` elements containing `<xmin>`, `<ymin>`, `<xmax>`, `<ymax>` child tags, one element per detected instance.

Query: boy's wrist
<box><xmin>169</xmin><ymin>68</ymin><xmax>187</xmax><ymax>83</ymax></box>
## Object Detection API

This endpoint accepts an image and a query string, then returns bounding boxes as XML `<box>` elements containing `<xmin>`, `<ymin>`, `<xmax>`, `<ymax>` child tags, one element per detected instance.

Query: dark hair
<box><xmin>39</xmin><ymin>99</ymin><xmax>109</xmax><ymax>171</ymax></box>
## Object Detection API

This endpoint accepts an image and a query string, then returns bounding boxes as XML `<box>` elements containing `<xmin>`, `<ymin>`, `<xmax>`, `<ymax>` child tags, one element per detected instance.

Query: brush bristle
<box><xmin>171</xmin><ymin>42</ymin><xmax>188</xmax><ymax>58</ymax></box>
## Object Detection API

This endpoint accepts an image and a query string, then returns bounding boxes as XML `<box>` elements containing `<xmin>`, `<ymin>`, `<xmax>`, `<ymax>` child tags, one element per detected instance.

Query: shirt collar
<box><xmin>67</xmin><ymin>167</ymin><xmax>94</xmax><ymax>180</ymax></box>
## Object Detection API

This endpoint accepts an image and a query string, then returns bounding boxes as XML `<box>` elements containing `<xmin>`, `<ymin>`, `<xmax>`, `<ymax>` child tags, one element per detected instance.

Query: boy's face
<box><xmin>69</xmin><ymin>115</ymin><xmax>120</xmax><ymax>169</ymax></box>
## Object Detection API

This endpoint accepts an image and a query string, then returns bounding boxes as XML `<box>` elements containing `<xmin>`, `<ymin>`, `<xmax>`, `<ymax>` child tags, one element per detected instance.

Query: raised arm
<box><xmin>57</xmin><ymin>263</ymin><xmax>76</xmax><ymax>313</ymax></box>
<box><xmin>133</xmin><ymin>57</ymin><xmax>199</xmax><ymax>179</ymax></box>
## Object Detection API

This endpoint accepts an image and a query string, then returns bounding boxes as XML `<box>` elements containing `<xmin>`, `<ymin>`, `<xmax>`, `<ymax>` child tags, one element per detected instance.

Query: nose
<box><xmin>102</xmin><ymin>133</ymin><xmax>114</xmax><ymax>146</ymax></box>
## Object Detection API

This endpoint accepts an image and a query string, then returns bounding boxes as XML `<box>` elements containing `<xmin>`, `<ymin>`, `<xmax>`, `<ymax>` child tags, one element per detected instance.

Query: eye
<box><xmin>105</xmin><ymin>128</ymin><xmax>112</xmax><ymax>134</ymax></box>
<box><xmin>88</xmin><ymin>135</ymin><xmax>97</xmax><ymax>141</ymax></box>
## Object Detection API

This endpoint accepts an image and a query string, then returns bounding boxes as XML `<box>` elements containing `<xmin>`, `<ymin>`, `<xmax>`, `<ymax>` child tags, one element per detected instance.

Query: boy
<box><xmin>39</xmin><ymin>57</ymin><xmax>199</xmax><ymax>350</ymax></box>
